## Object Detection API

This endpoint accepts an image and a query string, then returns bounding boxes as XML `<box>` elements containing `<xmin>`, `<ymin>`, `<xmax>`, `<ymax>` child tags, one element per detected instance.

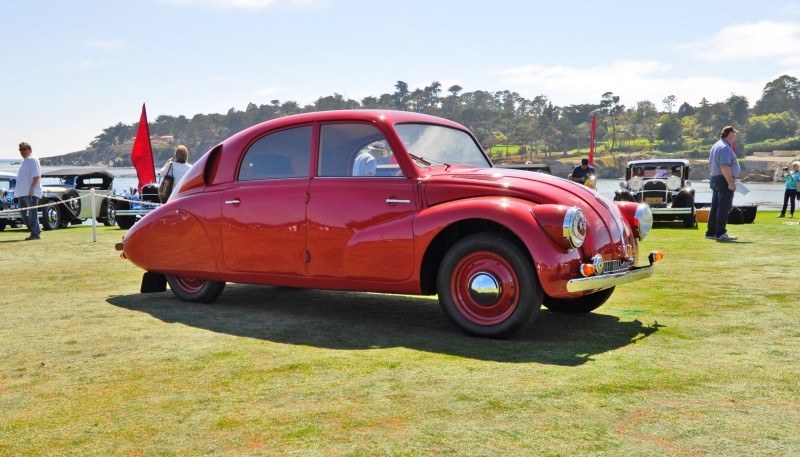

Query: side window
<box><xmin>318</xmin><ymin>124</ymin><xmax>403</xmax><ymax>177</ymax></box>
<box><xmin>238</xmin><ymin>126</ymin><xmax>311</xmax><ymax>181</ymax></box>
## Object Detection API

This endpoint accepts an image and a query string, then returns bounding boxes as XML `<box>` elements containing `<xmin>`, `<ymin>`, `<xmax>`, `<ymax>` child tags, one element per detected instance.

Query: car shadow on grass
<box><xmin>107</xmin><ymin>284</ymin><xmax>661</xmax><ymax>366</ymax></box>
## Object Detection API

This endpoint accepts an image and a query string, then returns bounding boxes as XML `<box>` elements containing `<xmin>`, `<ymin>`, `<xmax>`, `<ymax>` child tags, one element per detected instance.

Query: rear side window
<box><xmin>238</xmin><ymin>126</ymin><xmax>311</xmax><ymax>181</ymax></box>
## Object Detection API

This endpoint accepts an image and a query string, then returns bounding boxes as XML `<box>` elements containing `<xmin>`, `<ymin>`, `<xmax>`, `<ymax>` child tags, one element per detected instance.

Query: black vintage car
<box><xmin>614</xmin><ymin>159</ymin><xmax>695</xmax><ymax>227</ymax></box>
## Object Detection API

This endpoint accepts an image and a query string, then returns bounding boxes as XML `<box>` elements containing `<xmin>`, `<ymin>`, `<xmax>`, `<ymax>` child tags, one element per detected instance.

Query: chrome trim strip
<box><xmin>651</xmin><ymin>207</ymin><xmax>694</xmax><ymax>215</ymax></box>
<box><xmin>386</xmin><ymin>199</ymin><xmax>411</xmax><ymax>204</ymax></box>
<box><xmin>114</xmin><ymin>209</ymin><xmax>154</xmax><ymax>216</ymax></box>
<box><xmin>566</xmin><ymin>266</ymin><xmax>654</xmax><ymax>293</ymax></box>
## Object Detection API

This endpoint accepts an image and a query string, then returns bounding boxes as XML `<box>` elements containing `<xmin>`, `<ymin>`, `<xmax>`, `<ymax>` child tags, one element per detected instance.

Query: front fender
<box><xmin>413</xmin><ymin>197</ymin><xmax>583</xmax><ymax>298</ymax></box>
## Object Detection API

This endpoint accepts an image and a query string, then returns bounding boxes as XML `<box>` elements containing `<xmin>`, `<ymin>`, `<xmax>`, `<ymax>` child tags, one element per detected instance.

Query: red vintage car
<box><xmin>118</xmin><ymin>110</ymin><xmax>661</xmax><ymax>338</ymax></box>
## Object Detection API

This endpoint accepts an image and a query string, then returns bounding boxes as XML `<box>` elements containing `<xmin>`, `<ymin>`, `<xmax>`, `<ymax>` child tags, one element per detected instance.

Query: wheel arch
<box><xmin>419</xmin><ymin>218</ymin><xmax>534</xmax><ymax>294</ymax></box>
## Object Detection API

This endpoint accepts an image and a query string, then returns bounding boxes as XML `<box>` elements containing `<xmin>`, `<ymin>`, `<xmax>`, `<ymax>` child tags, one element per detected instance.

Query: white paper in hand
<box><xmin>735</xmin><ymin>182</ymin><xmax>750</xmax><ymax>195</ymax></box>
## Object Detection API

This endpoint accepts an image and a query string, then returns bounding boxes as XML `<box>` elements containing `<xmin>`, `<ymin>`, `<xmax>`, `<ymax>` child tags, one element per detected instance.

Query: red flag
<box><xmin>131</xmin><ymin>104</ymin><xmax>155</xmax><ymax>191</ymax></box>
<box><xmin>588</xmin><ymin>114</ymin><xmax>596</xmax><ymax>167</ymax></box>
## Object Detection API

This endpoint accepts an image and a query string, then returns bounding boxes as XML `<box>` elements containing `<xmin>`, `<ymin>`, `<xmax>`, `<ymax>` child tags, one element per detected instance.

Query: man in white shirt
<box><xmin>15</xmin><ymin>142</ymin><xmax>42</xmax><ymax>240</ymax></box>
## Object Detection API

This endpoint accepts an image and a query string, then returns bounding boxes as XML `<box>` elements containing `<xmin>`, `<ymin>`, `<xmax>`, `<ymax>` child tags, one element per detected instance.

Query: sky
<box><xmin>2</xmin><ymin>0</ymin><xmax>800</xmax><ymax>159</ymax></box>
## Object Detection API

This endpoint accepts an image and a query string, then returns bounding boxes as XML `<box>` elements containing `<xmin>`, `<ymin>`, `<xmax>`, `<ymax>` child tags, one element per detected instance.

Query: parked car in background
<box><xmin>26</xmin><ymin>168</ymin><xmax>117</xmax><ymax>230</ymax></box>
<box><xmin>0</xmin><ymin>171</ymin><xmax>22</xmax><ymax>231</ymax></box>
<box><xmin>119</xmin><ymin>110</ymin><xmax>662</xmax><ymax>338</ymax></box>
<box><xmin>614</xmin><ymin>159</ymin><xmax>695</xmax><ymax>227</ymax></box>
<box><xmin>112</xmin><ymin>184</ymin><xmax>160</xmax><ymax>230</ymax></box>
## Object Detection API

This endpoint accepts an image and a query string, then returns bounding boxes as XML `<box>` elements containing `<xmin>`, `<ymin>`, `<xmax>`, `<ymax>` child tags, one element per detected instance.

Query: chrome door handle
<box><xmin>224</xmin><ymin>199</ymin><xmax>241</xmax><ymax>205</ymax></box>
<box><xmin>386</xmin><ymin>198</ymin><xmax>411</xmax><ymax>204</ymax></box>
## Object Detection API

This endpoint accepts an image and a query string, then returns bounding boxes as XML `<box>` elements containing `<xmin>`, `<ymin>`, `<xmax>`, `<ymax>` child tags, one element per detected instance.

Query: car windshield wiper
<box><xmin>409</xmin><ymin>153</ymin><xmax>431</xmax><ymax>166</ymax></box>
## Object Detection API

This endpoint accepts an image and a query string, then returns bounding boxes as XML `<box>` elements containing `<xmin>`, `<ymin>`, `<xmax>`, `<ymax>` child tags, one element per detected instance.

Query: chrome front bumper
<box><xmin>565</xmin><ymin>264</ymin><xmax>655</xmax><ymax>293</ymax></box>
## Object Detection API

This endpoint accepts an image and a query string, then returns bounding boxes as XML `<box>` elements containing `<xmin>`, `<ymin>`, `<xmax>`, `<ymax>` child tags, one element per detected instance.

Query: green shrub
<box><xmin>744</xmin><ymin>137</ymin><xmax>800</xmax><ymax>153</ymax></box>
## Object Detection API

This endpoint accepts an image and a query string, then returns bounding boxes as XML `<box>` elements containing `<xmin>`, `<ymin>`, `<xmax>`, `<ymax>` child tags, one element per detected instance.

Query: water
<box><xmin>595</xmin><ymin>179</ymin><xmax>784</xmax><ymax>209</ymax></box>
<box><xmin>1</xmin><ymin>165</ymin><xmax>787</xmax><ymax>209</ymax></box>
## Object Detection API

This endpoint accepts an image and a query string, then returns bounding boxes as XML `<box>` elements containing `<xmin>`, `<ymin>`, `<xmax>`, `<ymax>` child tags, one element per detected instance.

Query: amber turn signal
<box><xmin>119</xmin><ymin>253</ymin><xmax>126</xmax><ymax>259</ymax></box>
<box><xmin>579</xmin><ymin>263</ymin><xmax>595</xmax><ymax>277</ymax></box>
<box><xmin>649</xmin><ymin>251</ymin><xmax>664</xmax><ymax>263</ymax></box>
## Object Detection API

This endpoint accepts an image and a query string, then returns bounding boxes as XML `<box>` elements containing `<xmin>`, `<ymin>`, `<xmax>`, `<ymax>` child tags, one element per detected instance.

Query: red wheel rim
<box><xmin>174</xmin><ymin>276</ymin><xmax>205</xmax><ymax>294</ymax></box>
<box><xmin>450</xmin><ymin>251</ymin><xmax>520</xmax><ymax>326</ymax></box>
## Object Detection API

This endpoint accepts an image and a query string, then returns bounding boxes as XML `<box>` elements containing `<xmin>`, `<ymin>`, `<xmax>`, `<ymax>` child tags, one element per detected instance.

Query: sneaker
<box><xmin>715</xmin><ymin>233</ymin><xmax>738</xmax><ymax>242</ymax></box>
<box><xmin>24</xmin><ymin>235</ymin><xmax>41</xmax><ymax>241</ymax></box>
<box><xmin>790</xmin><ymin>214</ymin><xmax>794</xmax><ymax>218</ymax></box>
<box><xmin>777</xmin><ymin>213</ymin><xmax>785</xmax><ymax>218</ymax></box>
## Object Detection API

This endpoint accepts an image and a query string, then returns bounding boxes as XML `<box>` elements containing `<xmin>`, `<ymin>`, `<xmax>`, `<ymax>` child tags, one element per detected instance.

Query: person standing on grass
<box><xmin>777</xmin><ymin>161</ymin><xmax>800</xmax><ymax>218</ymax></box>
<box><xmin>705</xmin><ymin>126</ymin><xmax>740</xmax><ymax>242</ymax></box>
<box><xmin>15</xmin><ymin>142</ymin><xmax>42</xmax><ymax>241</ymax></box>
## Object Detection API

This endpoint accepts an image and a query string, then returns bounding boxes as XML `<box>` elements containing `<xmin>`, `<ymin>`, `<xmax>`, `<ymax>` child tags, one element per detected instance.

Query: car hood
<box><xmin>422</xmin><ymin>166</ymin><xmax>637</xmax><ymax>259</ymax></box>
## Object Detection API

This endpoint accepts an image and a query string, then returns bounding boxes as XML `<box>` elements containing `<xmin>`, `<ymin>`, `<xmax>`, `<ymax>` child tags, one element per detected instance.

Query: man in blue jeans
<box><xmin>15</xmin><ymin>142</ymin><xmax>42</xmax><ymax>240</ymax></box>
<box><xmin>705</xmin><ymin>126</ymin><xmax>740</xmax><ymax>242</ymax></box>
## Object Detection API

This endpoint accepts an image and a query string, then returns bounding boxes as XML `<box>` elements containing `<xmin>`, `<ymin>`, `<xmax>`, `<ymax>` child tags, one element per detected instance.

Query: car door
<box><xmin>307</xmin><ymin>123</ymin><xmax>417</xmax><ymax>282</ymax></box>
<box><xmin>221</xmin><ymin>125</ymin><xmax>312</xmax><ymax>276</ymax></box>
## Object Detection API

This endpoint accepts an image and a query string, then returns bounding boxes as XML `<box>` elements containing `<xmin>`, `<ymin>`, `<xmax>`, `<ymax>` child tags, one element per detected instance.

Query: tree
<box><xmin>634</xmin><ymin>101</ymin><xmax>658</xmax><ymax>143</ymax></box>
<box><xmin>393</xmin><ymin>81</ymin><xmax>410</xmax><ymax>110</ymax></box>
<box><xmin>448</xmin><ymin>85</ymin><xmax>463</xmax><ymax>97</ymax></box>
<box><xmin>725</xmin><ymin>94</ymin><xmax>750</xmax><ymax>128</ymax></box>
<box><xmin>657</xmin><ymin>114</ymin><xmax>682</xmax><ymax>145</ymax></box>
<box><xmin>753</xmin><ymin>75</ymin><xmax>800</xmax><ymax>115</ymax></box>
<box><xmin>746</xmin><ymin>112</ymin><xmax>799</xmax><ymax>142</ymax></box>
<box><xmin>662</xmin><ymin>95</ymin><xmax>677</xmax><ymax>113</ymax></box>
<box><xmin>677</xmin><ymin>102</ymin><xmax>695</xmax><ymax>118</ymax></box>
<box><xmin>600</xmin><ymin>92</ymin><xmax>624</xmax><ymax>155</ymax></box>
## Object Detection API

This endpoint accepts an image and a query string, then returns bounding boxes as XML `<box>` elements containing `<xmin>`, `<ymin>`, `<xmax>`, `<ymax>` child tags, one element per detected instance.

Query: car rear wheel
<box><xmin>103</xmin><ymin>200</ymin><xmax>117</xmax><ymax>226</ymax></box>
<box><xmin>543</xmin><ymin>287</ymin><xmax>615</xmax><ymax>313</ymax></box>
<box><xmin>0</xmin><ymin>220</ymin><xmax>5</xmax><ymax>231</ymax></box>
<box><xmin>437</xmin><ymin>234</ymin><xmax>541</xmax><ymax>338</ymax></box>
<box><xmin>40</xmin><ymin>200</ymin><xmax>62</xmax><ymax>231</ymax></box>
<box><xmin>166</xmin><ymin>275</ymin><xmax>226</xmax><ymax>303</ymax></box>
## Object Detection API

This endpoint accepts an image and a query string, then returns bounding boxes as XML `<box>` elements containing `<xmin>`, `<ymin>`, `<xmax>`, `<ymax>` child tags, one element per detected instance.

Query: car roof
<box><xmin>227</xmin><ymin>109</ymin><xmax>469</xmax><ymax>142</ymax></box>
<box><xmin>626</xmin><ymin>159</ymin><xmax>690</xmax><ymax>167</ymax></box>
<box><xmin>42</xmin><ymin>168</ymin><xmax>115</xmax><ymax>179</ymax></box>
<box><xmin>0</xmin><ymin>171</ymin><xmax>16</xmax><ymax>179</ymax></box>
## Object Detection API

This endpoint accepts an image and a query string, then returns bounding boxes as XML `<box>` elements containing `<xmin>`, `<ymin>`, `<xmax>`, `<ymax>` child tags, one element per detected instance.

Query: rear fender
<box><xmin>414</xmin><ymin>197</ymin><xmax>582</xmax><ymax>298</ymax></box>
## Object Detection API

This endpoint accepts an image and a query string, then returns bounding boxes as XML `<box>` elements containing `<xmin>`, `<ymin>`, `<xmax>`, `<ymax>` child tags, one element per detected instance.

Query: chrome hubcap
<box><xmin>468</xmin><ymin>272</ymin><xmax>501</xmax><ymax>306</ymax></box>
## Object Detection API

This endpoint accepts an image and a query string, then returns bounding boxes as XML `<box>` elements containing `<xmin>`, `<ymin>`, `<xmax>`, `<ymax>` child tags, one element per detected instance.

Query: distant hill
<box><xmin>41</xmin><ymin>143</ymin><xmax>176</xmax><ymax>167</ymax></box>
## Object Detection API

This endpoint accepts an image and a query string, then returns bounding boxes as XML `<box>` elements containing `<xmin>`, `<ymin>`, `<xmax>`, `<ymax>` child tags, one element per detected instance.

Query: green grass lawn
<box><xmin>1</xmin><ymin>213</ymin><xmax>799</xmax><ymax>455</ymax></box>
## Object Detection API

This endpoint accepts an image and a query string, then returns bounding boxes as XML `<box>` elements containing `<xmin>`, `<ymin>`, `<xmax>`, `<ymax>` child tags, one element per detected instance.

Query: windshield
<box><xmin>395</xmin><ymin>123</ymin><xmax>490</xmax><ymax>168</ymax></box>
<box><xmin>631</xmin><ymin>166</ymin><xmax>683</xmax><ymax>179</ymax></box>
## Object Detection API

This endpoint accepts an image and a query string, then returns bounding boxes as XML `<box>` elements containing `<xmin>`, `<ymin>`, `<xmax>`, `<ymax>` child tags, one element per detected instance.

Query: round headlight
<box><xmin>629</xmin><ymin>176</ymin><xmax>644</xmax><ymax>192</ymax></box>
<box><xmin>666</xmin><ymin>175</ymin><xmax>681</xmax><ymax>191</ymax></box>
<box><xmin>562</xmin><ymin>207</ymin><xmax>587</xmax><ymax>249</ymax></box>
<box><xmin>634</xmin><ymin>204</ymin><xmax>653</xmax><ymax>240</ymax></box>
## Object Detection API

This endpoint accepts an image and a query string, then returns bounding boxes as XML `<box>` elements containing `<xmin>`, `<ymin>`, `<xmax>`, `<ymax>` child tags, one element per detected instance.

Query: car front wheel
<box><xmin>166</xmin><ymin>275</ymin><xmax>226</xmax><ymax>303</ymax></box>
<box><xmin>543</xmin><ymin>287</ymin><xmax>615</xmax><ymax>313</ymax></box>
<box><xmin>40</xmin><ymin>200</ymin><xmax>62</xmax><ymax>231</ymax></box>
<box><xmin>437</xmin><ymin>234</ymin><xmax>541</xmax><ymax>338</ymax></box>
